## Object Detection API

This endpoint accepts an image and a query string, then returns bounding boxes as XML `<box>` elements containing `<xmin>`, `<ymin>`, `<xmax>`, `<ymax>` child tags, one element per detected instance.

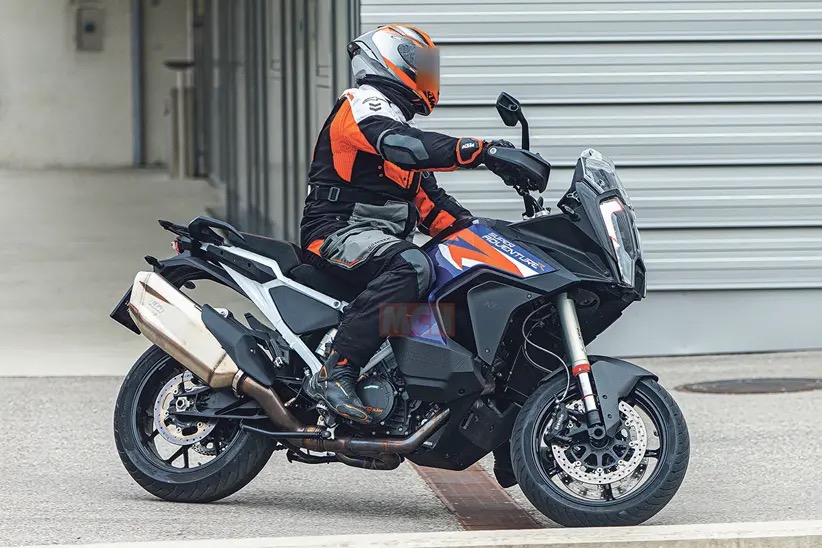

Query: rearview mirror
<box><xmin>496</xmin><ymin>92</ymin><xmax>522</xmax><ymax>127</ymax></box>
<box><xmin>495</xmin><ymin>92</ymin><xmax>530</xmax><ymax>150</ymax></box>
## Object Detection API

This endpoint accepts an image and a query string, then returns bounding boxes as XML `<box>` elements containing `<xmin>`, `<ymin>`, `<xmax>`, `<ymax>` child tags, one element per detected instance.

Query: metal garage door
<box><xmin>361</xmin><ymin>1</ymin><xmax>822</xmax><ymax>355</ymax></box>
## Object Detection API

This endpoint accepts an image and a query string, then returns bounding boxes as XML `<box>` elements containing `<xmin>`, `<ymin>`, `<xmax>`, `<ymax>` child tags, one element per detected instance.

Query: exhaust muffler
<box><xmin>128</xmin><ymin>271</ymin><xmax>239</xmax><ymax>388</ymax></box>
<box><xmin>128</xmin><ymin>271</ymin><xmax>304</xmax><ymax>432</ymax></box>
<box><xmin>127</xmin><ymin>271</ymin><xmax>449</xmax><ymax>456</ymax></box>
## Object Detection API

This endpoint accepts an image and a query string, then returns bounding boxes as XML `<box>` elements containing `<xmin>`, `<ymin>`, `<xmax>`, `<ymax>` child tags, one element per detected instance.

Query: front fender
<box><xmin>110</xmin><ymin>252</ymin><xmax>244</xmax><ymax>334</ymax></box>
<box><xmin>589</xmin><ymin>355</ymin><xmax>657</xmax><ymax>436</ymax></box>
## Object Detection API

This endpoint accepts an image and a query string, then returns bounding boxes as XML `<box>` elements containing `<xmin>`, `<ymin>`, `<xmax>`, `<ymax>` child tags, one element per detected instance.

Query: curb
<box><xmin>7</xmin><ymin>520</ymin><xmax>822</xmax><ymax>548</ymax></box>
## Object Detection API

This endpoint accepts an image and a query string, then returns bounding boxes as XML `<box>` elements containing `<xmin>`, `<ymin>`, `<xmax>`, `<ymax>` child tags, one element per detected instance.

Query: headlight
<box><xmin>599</xmin><ymin>198</ymin><xmax>638</xmax><ymax>286</ymax></box>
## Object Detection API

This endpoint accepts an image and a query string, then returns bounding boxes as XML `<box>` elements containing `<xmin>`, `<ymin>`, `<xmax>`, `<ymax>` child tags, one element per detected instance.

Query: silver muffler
<box><xmin>127</xmin><ymin>271</ymin><xmax>239</xmax><ymax>388</ymax></box>
<box><xmin>127</xmin><ymin>271</ymin><xmax>305</xmax><ymax>431</ymax></box>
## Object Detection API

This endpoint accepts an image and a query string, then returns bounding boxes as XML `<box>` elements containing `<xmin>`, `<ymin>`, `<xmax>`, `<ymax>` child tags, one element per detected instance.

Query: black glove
<box><xmin>482</xmin><ymin>140</ymin><xmax>516</xmax><ymax>178</ymax></box>
<box><xmin>486</xmin><ymin>139</ymin><xmax>516</xmax><ymax>150</ymax></box>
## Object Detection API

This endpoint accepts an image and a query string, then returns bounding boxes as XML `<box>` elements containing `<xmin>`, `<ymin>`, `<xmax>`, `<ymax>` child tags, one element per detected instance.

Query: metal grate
<box><xmin>677</xmin><ymin>378</ymin><xmax>822</xmax><ymax>395</ymax></box>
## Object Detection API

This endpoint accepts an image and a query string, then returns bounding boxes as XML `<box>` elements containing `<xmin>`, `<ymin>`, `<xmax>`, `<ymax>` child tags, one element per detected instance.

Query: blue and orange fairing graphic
<box><xmin>412</xmin><ymin>223</ymin><xmax>554</xmax><ymax>345</ymax></box>
<box><xmin>427</xmin><ymin>223</ymin><xmax>555</xmax><ymax>296</ymax></box>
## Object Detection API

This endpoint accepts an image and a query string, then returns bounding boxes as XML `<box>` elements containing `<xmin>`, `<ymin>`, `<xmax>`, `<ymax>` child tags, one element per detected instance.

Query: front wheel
<box><xmin>510</xmin><ymin>376</ymin><xmax>689</xmax><ymax>527</ymax></box>
<box><xmin>114</xmin><ymin>346</ymin><xmax>276</xmax><ymax>502</ymax></box>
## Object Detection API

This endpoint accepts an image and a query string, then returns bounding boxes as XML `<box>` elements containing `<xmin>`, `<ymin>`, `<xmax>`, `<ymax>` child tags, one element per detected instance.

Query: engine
<box><xmin>354</xmin><ymin>353</ymin><xmax>420</xmax><ymax>435</ymax></box>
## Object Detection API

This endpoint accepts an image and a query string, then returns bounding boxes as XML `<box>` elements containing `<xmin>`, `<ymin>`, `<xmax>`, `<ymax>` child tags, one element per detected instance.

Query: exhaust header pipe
<box><xmin>127</xmin><ymin>271</ymin><xmax>450</xmax><ymax>456</ymax></box>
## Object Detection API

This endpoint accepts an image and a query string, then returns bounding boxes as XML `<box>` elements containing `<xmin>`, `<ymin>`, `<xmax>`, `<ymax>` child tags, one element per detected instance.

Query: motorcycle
<box><xmin>110</xmin><ymin>92</ymin><xmax>689</xmax><ymax>527</ymax></box>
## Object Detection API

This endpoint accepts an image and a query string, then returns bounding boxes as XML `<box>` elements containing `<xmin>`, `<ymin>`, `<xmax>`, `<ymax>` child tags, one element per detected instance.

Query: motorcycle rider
<box><xmin>301</xmin><ymin>24</ymin><xmax>512</xmax><ymax>431</ymax></box>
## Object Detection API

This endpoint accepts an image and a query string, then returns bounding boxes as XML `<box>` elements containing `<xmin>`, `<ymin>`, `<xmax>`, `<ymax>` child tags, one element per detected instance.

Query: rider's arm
<box><xmin>340</xmin><ymin>90</ymin><xmax>487</xmax><ymax>172</ymax></box>
<box><xmin>414</xmin><ymin>171</ymin><xmax>472</xmax><ymax>237</ymax></box>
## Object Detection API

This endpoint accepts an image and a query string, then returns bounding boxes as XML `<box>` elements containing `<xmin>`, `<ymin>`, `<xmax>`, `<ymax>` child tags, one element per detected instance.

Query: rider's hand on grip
<box><xmin>487</xmin><ymin>139</ymin><xmax>515</xmax><ymax>150</ymax></box>
<box><xmin>482</xmin><ymin>140</ymin><xmax>517</xmax><ymax>182</ymax></box>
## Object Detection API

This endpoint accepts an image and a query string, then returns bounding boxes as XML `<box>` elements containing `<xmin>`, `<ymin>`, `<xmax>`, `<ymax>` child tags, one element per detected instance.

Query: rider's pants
<box><xmin>303</xmin><ymin>230</ymin><xmax>434</xmax><ymax>366</ymax></box>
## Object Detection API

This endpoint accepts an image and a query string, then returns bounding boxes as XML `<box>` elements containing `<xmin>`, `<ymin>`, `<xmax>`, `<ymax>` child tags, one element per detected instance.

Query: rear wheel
<box><xmin>113</xmin><ymin>346</ymin><xmax>276</xmax><ymax>502</ymax></box>
<box><xmin>511</xmin><ymin>376</ymin><xmax>689</xmax><ymax>526</ymax></box>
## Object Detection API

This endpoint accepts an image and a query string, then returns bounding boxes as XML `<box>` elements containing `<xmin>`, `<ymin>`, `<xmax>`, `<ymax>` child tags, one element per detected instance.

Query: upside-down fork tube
<box><xmin>556</xmin><ymin>292</ymin><xmax>603</xmax><ymax>429</ymax></box>
<box><xmin>127</xmin><ymin>271</ymin><xmax>451</xmax><ymax>456</ymax></box>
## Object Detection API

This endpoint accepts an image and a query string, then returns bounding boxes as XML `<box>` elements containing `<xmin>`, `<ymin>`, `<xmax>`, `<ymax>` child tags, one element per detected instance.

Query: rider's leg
<box><xmin>304</xmin><ymin>242</ymin><xmax>433</xmax><ymax>423</ymax></box>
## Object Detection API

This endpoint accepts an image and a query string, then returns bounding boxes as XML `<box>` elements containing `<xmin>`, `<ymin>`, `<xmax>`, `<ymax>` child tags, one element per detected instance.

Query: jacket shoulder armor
<box><xmin>344</xmin><ymin>86</ymin><xmax>407</xmax><ymax>124</ymax></box>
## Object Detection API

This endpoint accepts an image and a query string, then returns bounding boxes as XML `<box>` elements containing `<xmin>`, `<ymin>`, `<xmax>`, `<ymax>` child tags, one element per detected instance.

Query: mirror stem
<box><xmin>520</xmin><ymin>118</ymin><xmax>530</xmax><ymax>150</ymax></box>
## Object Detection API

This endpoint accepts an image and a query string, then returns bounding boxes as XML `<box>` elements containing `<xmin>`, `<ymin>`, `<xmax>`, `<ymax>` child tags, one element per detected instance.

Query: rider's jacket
<box><xmin>300</xmin><ymin>85</ymin><xmax>485</xmax><ymax>249</ymax></box>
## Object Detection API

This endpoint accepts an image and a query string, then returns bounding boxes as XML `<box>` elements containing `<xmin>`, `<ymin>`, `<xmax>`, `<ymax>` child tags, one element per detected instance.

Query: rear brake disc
<box><xmin>153</xmin><ymin>371</ymin><xmax>217</xmax><ymax>445</ymax></box>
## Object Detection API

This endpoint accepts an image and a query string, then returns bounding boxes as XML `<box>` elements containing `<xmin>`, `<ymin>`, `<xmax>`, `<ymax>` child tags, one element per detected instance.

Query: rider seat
<box><xmin>227</xmin><ymin>232</ymin><xmax>358</xmax><ymax>303</ymax></box>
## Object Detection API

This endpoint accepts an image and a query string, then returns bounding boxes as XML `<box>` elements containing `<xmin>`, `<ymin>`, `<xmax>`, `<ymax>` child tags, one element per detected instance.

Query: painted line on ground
<box><xmin>7</xmin><ymin>520</ymin><xmax>822</xmax><ymax>548</ymax></box>
<box><xmin>411</xmin><ymin>462</ymin><xmax>542</xmax><ymax>530</ymax></box>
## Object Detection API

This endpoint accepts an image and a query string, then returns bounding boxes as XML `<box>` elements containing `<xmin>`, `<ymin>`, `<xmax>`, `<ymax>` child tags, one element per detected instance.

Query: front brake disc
<box><xmin>551</xmin><ymin>401</ymin><xmax>647</xmax><ymax>485</ymax></box>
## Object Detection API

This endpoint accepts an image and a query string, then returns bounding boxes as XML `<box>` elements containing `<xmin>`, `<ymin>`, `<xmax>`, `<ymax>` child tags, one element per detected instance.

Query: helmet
<box><xmin>348</xmin><ymin>24</ymin><xmax>440</xmax><ymax>116</ymax></box>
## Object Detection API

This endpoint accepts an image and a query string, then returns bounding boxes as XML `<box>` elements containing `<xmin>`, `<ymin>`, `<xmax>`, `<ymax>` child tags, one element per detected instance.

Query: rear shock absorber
<box><xmin>556</xmin><ymin>292</ymin><xmax>603</xmax><ymax>430</ymax></box>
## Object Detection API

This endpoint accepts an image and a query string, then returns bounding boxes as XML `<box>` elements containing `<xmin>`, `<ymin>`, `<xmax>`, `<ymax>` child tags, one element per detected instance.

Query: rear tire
<box><xmin>511</xmin><ymin>377</ymin><xmax>689</xmax><ymax>527</ymax></box>
<box><xmin>113</xmin><ymin>346</ymin><xmax>276</xmax><ymax>502</ymax></box>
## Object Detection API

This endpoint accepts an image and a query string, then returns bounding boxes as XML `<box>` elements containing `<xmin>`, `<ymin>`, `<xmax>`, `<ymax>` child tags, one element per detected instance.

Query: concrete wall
<box><xmin>142</xmin><ymin>0</ymin><xmax>188</xmax><ymax>167</ymax></box>
<box><xmin>0</xmin><ymin>0</ymin><xmax>133</xmax><ymax>168</ymax></box>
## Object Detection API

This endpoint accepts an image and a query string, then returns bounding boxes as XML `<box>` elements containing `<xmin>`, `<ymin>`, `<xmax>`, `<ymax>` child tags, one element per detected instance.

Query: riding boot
<box><xmin>307</xmin><ymin>350</ymin><xmax>372</xmax><ymax>424</ymax></box>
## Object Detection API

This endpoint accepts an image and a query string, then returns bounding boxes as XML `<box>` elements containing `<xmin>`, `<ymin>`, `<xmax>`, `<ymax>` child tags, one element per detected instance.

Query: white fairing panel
<box><xmin>207</xmin><ymin>243</ymin><xmax>396</xmax><ymax>376</ymax></box>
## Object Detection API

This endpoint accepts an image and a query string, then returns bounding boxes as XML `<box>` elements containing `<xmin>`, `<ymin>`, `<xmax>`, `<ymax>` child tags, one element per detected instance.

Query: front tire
<box><xmin>114</xmin><ymin>346</ymin><xmax>276</xmax><ymax>502</ymax></box>
<box><xmin>511</xmin><ymin>377</ymin><xmax>689</xmax><ymax>527</ymax></box>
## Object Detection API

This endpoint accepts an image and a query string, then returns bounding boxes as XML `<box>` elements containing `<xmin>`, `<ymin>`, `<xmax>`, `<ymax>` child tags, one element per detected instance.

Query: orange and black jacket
<box><xmin>300</xmin><ymin>85</ymin><xmax>486</xmax><ymax>248</ymax></box>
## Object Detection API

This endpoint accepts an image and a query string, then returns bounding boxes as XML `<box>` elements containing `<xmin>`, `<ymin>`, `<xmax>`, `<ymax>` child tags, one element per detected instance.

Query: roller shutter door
<box><xmin>361</xmin><ymin>1</ymin><xmax>822</xmax><ymax>355</ymax></box>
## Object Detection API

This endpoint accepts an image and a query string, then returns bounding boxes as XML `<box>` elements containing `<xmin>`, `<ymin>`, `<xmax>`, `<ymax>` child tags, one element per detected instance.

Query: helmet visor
<box><xmin>413</xmin><ymin>47</ymin><xmax>440</xmax><ymax>96</ymax></box>
<box><xmin>398</xmin><ymin>43</ymin><xmax>440</xmax><ymax>108</ymax></box>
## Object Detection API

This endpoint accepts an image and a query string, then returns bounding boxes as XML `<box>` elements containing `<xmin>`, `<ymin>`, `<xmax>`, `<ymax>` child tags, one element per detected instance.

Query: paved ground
<box><xmin>0</xmin><ymin>376</ymin><xmax>457</xmax><ymax>546</ymax></box>
<box><xmin>0</xmin><ymin>168</ymin><xmax>222</xmax><ymax>378</ymax></box>
<box><xmin>1</xmin><ymin>354</ymin><xmax>820</xmax><ymax>546</ymax></box>
<box><xmin>1</xmin><ymin>169</ymin><xmax>821</xmax><ymax>545</ymax></box>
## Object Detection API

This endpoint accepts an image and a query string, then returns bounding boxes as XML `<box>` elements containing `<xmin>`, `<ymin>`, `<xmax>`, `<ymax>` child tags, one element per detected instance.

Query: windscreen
<box><xmin>576</xmin><ymin>149</ymin><xmax>632</xmax><ymax>207</ymax></box>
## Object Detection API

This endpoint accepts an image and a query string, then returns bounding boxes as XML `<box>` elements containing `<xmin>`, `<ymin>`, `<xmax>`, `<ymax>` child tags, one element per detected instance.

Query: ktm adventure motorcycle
<box><xmin>111</xmin><ymin>93</ymin><xmax>689</xmax><ymax>527</ymax></box>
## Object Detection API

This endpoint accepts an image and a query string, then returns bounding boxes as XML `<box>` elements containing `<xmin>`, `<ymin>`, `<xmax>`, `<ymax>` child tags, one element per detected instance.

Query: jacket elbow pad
<box><xmin>377</xmin><ymin>131</ymin><xmax>430</xmax><ymax>168</ymax></box>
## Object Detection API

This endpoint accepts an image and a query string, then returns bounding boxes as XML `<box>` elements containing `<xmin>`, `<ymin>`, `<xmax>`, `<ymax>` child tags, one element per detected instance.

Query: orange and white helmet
<box><xmin>348</xmin><ymin>24</ymin><xmax>440</xmax><ymax>116</ymax></box>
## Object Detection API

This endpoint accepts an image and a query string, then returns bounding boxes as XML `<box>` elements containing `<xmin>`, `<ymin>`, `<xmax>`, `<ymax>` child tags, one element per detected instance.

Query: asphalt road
<box><xmin>0</xmin><ymin>376</ymin><xmax>457</xmax><ymax>546</ymax></box>
<box><xmin>2</xmin><ymin>352</ymin><xmax>821</xmax><ymax>546</ymax></box>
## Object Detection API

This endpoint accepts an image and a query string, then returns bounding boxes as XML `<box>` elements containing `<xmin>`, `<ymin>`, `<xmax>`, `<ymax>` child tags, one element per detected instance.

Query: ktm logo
<box><xmin>461</xmin><ymin>141</ymin><xmax>477</xmax><ymax>150</ymax></box>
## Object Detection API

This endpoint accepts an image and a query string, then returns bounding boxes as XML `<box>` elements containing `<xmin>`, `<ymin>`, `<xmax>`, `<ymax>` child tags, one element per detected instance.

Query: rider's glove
<box><xmin>454</xmin><ymin>138</ymin><xmax>515</xmax><ymax>169</ymax></box>
<box><xmin>486</xmin><ymin>139</ymin><xmax>516</xmax><ymax>150</ymax></box>
<box><xmin>482</xmin><ymin>139</ymin><xmax>516</xmax><ymax>176</ymax></box>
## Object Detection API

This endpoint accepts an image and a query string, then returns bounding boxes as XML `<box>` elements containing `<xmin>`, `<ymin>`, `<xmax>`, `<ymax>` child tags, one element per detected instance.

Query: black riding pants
<box><xmin>303</xmin><ymin>238</ymin><xmax>434</xmax><ymax>366</ymax></box>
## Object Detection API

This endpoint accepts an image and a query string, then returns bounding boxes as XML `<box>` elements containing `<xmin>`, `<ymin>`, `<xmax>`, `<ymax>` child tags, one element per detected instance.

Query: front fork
<box><xmin>556</xmin><ymin>293</ymin><xmax>604</xmax><ymax>432</ymax></box>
